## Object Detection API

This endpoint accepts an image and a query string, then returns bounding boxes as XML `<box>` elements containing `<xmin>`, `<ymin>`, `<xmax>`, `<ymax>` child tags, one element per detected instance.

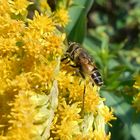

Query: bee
<box><xmin>62</xmin><ymin>42</ymin><xmax>103</xmax><ymax>87</ymax></box>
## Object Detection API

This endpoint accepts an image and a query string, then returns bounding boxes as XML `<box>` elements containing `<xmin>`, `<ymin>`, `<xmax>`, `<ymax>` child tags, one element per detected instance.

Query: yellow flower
<box><xmin>133</xmin><ymin>75</ymin><xmax>140</xmax><ymax>89</ymax></box>
<box><xmin>6</xmin><ymin>90</ymin><xmax>39</xmax><ymax>140</ymax></box>
<box><xmin>100</xmin><ymin>106</ymin><xmax>116</xmax><ymax>126</ymax></box>
<box><xmin>51</xmin><ymin>99</ymin><xmax>82</xmax><ymax>140</ymax></box>
<box><xmin>0</xmin><ymin>0</ymin><xmax>10</xmax><ymax>15</ymax></box>
<box><xmin>39</xmin><ymin>0</ymin><xmax>51</xmax><ymax>13</ymax></box>
<box><xmin>93</xmin><ymin>130</ymin><xmax>111</xmax><ymax>140</ymax></box>
<box><xmin>28</xmin><ymin>12</ymin><xmax>55</xmax><ymax>35</ymax></box>
<box><xmin>0</xmin><ymin>14</ymin><xmax>25</xmax><ymax>38</ymax></box>
<box><xmin>9</xmin><ymin>0</ymin><xmax>32</xmax><ymax>16</ymax></box>
<box><xmin>54</xmin><ymin>120</ymin><xmax>81</xmax><ymax>140</ymax></box>
<box><xmin>58</xmin><ymin>99</ymin><xmax>81</xmax><ymax>121</ymax></box>
<box><xmin>133</xmin><ymin>92</ymin><xmax>140</xmax><ymax>112</ymax></box>
<box><xmin>0</xmin><ymin>37</ymin><xmax>18</xmax><ymax>56</ymax></box>
<box><xmin>57</xmin><ymin>68</ymin><xmax>84</xmax><ymax>101</ymax></box>
<box><xmin>44</xmin><ymin>33</ymin><xmax>65</xmax><ymax>56</ymax></box>
<box><xmin>84</xmin><ymin>83</ymin><xmax>100</xmax><ymax>113</ymax></box>
<box><xmin>0</xmin><ymin>0</ymin><xmax>115</xmax><ymax>139</ymax></box>
<box><xmin>93</xmin><ymin>112</ymin><xmax>111</xmax><ymax>140</ymax></box>
<box><xmin>54</xmin><ymin>8</ymin><xmax>69</xmax><ymax>27</ymax></box>
<box><xmin>133</xmin><ymin>75</ymin><xmax>140</xmax><ymax>112</ymax></box>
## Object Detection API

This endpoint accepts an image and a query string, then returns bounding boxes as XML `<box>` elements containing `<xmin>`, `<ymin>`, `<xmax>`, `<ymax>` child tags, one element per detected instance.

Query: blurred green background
<box><xmin>66</xmin><ymin>0</ymin><xmax>140</xmax><ymax>140</ymax></box>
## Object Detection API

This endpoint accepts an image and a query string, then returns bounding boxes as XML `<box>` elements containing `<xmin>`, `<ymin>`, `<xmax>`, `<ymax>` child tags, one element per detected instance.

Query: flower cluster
<box><xmin>133</xmin><ymin>75</ymin><xmax>140</xmax><ymax>112</ymax></box>
<box><xmin>0</xmin><ymin>0</ymin><xmax>115</xmax><ymax>140</ymax></box>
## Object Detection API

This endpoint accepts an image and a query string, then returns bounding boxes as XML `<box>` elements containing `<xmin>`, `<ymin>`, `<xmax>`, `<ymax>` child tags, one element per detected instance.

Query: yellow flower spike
<box><xmin>44</xmin><ymin>34</ymin><xmax>65</xmax><ymax>56</ymax></box>
<box><xmin>58</xmin><ymin>53</ymin><xmax>115</xmax><ymax>139</ymax></box>
<box><xmin>58</xmin><ymin>99</ymin><xmax>81</xmax><ymax>121</ymax></box>
<box><xmin>0</xmin><ymin>37</ymin><xmax>18</xmax><ymax>56</ymax></box>
<box><xmin>39</xmin><ymin>0</ymin><xmax>52</xmax><ymax>13</ymax></box>
<box><xmin>132</xmin><ymin>75</ymin><xmax>140</xmax><ymax>112</ymax></box>
<box><xmin>54</xmin><ymin>8</ymin><xmax>69</xmax><ymax>27</ymax></box>
<box><xmin>0</xmin><ymin>0</ymin><xmax>10</xmax><ymax>15</ymax></box>
<box><xmin>9</xmin><ymin>0</ymin><xmax>32</xmax><ymax>16</ymax></box>
<box><xmin>93</xmin><ymin>129</ymin><xmax>111</xmax><ymax>140</ymax></box>
<box><xmin>54</xmin><ymin>120</ymin><xmax>81</xmax><ymax>140</ymax></box>
<box><xmin>0</xmin><ymin>0</ymin><xmax>115</xmax><ymax>139</ymax></box>
<box><xmin>28</xmin><ymin>11</ymin><xmax>55</xmax><ymax>35</ymax></box>
<box><xmin>93</xmin><ymin>101</ymin><xmax>111</xmax><ymax>140</ymax></box>
<box><xmin>133</xmin><ymin>92</ymin><xmax>140</xmax><ymax>112</ymax></box>
<box><xmin>133</xmin><ymin>75</ymin><xmax>140</xmax><ymax>89</ymax></box>
<box><xmin>80</xmin><ymin>113</ymin><xmax>94</xmax><ymax>137</ymax></box>
<box><xmin>84</xmin><ymin>83</ymin><xmax>100</xmax><ymax>113</ymax></box>
<box><xmin>100</xmin><ymin>106</ymin><xmax>116</xmax><ymax>126</ymax></box>
<box><xmin>51</xmin><ymin>99</ymin><xmax>82</xmax><ymax>139</ymax></box>
<box><xmin>0</xmin><ymin>17</ymin><xmax>25</xmax><ymax>38</ymax></box>
<box><xmin>33</xmin><ymin>80</ymin><xmax>59</xmax><ymax>139</ymax></box>
<box><xmin>6</xmin><ymin>90</ymin><xmax>40</xmax><ymax>140</ymax></box>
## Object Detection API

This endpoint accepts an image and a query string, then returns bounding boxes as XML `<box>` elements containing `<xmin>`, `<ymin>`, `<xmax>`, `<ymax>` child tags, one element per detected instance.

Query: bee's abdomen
<box><xmin>91</xmin><ymin>70</ymin><xmax>103</xmax><ymax>86</ymax></box>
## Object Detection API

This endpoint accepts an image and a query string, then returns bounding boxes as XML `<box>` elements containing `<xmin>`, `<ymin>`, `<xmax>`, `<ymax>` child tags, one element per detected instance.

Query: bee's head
<box><xmin>67</xmin><ymin>42</ymin><xmax>80</xmax><ymax>52</ymax></box>
<box><xmin>66</xmin><ymin>42</ymin><xmax>80</xmax><ymax>60</ymax></box>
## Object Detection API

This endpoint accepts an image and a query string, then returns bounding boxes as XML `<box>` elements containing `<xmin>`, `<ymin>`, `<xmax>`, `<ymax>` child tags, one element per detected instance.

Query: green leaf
<box><xmin>102</xmin><ymin>91</ymin><xmax>140</xmax><ymax>139</ymax></box>
<box><xmin>68</xmin><ymin>11</ymin><xmax>86</xmax><ymax>43</ymax></box>
<box><xmin>66</xmin><ymin>0</ymin><xmax>94</xmax><ymax>42</ymax></box>
<box><xmin>131</xmin><ymin>123</ymin><xmax>140</xmax><ymax>140</ymax></box>
<box><xmin>101</xmin><ymin>91</ymin><xmax>134</xmax><ymax>125</ymax></box>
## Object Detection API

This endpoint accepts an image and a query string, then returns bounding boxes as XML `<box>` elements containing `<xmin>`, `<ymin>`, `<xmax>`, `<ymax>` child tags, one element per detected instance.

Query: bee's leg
<box><xmin>81</xmin><ymin>84</ymin><xmax>86</xmax><ymax>114</ymax></box>
<box><xmin>69</xmin><ymin>64</ymin><xmax>78</xmax><ymax>68</ymax></box>
<box><xmin>61</xmin><ymin>56</ymin><xmax>68</xmax><ymax>62</ymax></box>
<box><xmin>69</xmin><ymin>65</ymin><xmax>80</xmax><ymax>76</ymax></box>
<box><xmin>79</xmin><ymin>71</ymin><xmax>85</xmax><ymax>79</ymax></box>
<box><xmin>61</xmin><ymin>56</ymin><xmax>71</xmax><ymax>65</ymax></box>
<box><xmin>70</xmin><ymin>65</ymin><xmax>85</xmax><ymax>78</ymax></box>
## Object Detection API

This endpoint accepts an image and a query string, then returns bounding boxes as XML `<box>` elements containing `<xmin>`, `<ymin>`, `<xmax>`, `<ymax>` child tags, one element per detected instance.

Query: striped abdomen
<box><xmin>91</xmin><ymin>67</ymin><xmax>103</xmax><ymax>86</ymax></box>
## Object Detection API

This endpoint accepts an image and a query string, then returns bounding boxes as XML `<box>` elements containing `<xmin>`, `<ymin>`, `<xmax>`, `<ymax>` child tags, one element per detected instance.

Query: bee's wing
<box><xmin>79</xmin><ymin>49</ymin><xmax>93</xmax><ymax>64</ymax></box>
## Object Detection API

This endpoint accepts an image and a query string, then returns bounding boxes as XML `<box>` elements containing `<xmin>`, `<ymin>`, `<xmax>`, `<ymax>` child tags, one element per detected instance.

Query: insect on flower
<box><xmin>62</xmin><ymin>42</ymin><xmax>103</xmax><ymax>87</ymax></box>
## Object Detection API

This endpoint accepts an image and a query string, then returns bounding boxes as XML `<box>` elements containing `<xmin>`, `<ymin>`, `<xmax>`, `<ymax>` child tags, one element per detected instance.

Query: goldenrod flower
<box><xmin>28</xmin><ymin>12</ymin><xmax>55</xmax><ymax>35</ymax></box>
<box><xmin>0</xmin><ymin>0</ymin><xmax>115</xmax><ymax>139</ymax></box>
<box><xmin>0</xmin><ymin>0</ymin><xmax>10</xmax><ymax>15</ymax></box>
<box><xmin>58</xmin><ymin>99</ymin><xmax>81</xmax><ymax>120</ymax></box>
<box><xmin>7</xmin><ymin>90</ymin><xmax>39</xmax><ymax>140</ymax></box>
<box><xmin>84</xmin><ymin>83</ymin><xmax>100</xmax><ymax>113</ymax></box>
<box><xmin>54</xmin><ymin>8</ymin><xmax>69</xmax><ymax>27</ymax></box>
<box><xmin>99</xmin><ymin>106</ymin><xmax>116</xmax><ymax>126</ymax></box>
<box><xmin>39</xmin><ymin>0</ymin><xmax>51</xmax><ymax>13</ymax></box>
<box><xmin>9</xmin><ymin>0</ymin><xmax>32</xmax><ymax>16</ymax></box>
<box><xmin>133</xmin><ymin>75</ymin><xmax>140</xmax><ymax>89</ymax></box>
<box><xmin>51</xmin><ymin>99</ymin><xmax>82</xmax><ymax>140</ymax></box>
<box><xmin>133</xmin><ymin>92</ymin><xmax>140</xmax><ymax>112</ymax></box>
<box><xmin>132</xmin><ymin>75</ymin><xmax>140</xmax><ymax>112</ymax></box>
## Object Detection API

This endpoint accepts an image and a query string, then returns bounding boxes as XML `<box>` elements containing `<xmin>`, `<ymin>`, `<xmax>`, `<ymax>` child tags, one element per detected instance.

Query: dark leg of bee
<box><xmin>61</xmin><ymin>57</ymin><xmax>71</xmax><ymax>65</ymax></box>
<box><xmin>61</xmin><ymin>56</ymin><xmax>68</xmax><ymax>62</ymax></box>
<box><xmin>69</xmin><ymin>65</ymin><xmax>85</xmax><ymax>79</ymax></box>
<box><xmin>81</xmin><ymin>84</ymin><xmax>86</xmax><ymax>114</ymax></box>
<box><xmin>92</xmin><ymin>82</ymin><xmax>94</xmax><ymax>87</ymax></box>
<box><xmin>79</xmin><ymin>67</ymin><xmax>85</xmax><ymax>79</ymax></box>
<box><xmin>69</xmin><ymin>64</ymin><xmax>79</xmax><ymax>68</ymax></box>
<box><xmin>79</xmin><ymin>71</ymin><xmax>85</xmax><ymax>80</ymax></box>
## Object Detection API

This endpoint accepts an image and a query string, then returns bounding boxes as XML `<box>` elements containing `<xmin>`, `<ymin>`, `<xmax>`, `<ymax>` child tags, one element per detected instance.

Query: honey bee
<box><xmin>62</xmin><ymin>42</ymin><xmax>103</xmax><ymax>87</ymax></box>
